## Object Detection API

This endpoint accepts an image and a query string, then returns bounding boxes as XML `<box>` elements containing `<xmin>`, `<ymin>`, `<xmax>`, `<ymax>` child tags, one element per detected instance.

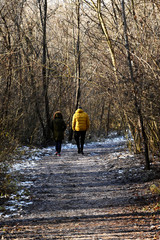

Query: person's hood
<box><xmin>54</xmin><ymin>111</ymin><xmax>63</xmax><ymax>119</ymax></box>
<box><xmin>75</xmin><ymin>108</ymin><xmax>84</xmax><ymax>113</ymax></box>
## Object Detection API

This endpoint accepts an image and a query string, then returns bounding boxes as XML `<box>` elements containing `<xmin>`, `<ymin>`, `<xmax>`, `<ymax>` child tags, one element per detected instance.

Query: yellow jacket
<box><xmin>72</xmin><ymin>108</ymin><xmax>90</xmax><ymax>131</ymax></box>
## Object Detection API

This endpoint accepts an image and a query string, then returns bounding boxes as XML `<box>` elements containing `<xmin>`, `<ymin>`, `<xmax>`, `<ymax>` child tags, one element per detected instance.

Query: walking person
<box><xmin>51</xmin><ymin>111</ymin><xmax>66</xmax><ymax>156</ymax></box>
<box><xmin>72</xmin><ymin>106</ymin><xmax>90</xmax><ymax>154</ymax></box>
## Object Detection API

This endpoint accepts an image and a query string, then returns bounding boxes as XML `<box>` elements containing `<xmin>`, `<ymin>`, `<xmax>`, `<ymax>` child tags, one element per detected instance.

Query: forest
<box><xmin>0</xmin><ymin>0</ymin><xmax>160</xmax><ymax>171</ymax></box>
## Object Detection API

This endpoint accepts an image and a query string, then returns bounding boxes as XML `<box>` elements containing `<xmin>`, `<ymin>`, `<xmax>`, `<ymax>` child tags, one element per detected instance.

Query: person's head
<box><xmin>54</xmin><ymin>111</ymin><xmax>63</xmax><ymax>119</ymax></box>
<box><xmin>78</xmin><ymin>105</ymin><xmax>82</xmax><ymax>109</ymax></box>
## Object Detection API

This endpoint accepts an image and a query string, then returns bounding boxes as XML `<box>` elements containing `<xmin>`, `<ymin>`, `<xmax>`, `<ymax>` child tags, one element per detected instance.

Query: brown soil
<box><xmin>0</xmin><ymin>141</ymin><xmax>160</xmax><ymax>239</ymax></box>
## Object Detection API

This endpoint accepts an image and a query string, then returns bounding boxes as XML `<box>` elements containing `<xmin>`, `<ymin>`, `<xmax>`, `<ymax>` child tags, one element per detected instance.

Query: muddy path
<box><xmin>0</xmin><ymin>139</ymin><xmax>160</xmax><ymax>239</ymax></box>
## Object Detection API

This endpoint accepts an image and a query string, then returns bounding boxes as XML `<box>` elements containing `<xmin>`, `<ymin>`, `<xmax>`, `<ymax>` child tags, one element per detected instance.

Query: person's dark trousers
<box><xmin>55</xmin><ymin>140</ymin><xmax>62</xmax><ymax>153</ymax></box>
<box><xmin>74</xmin><ymin>131</ymin><xmax>86</xmax><ymax>154</ymax></box>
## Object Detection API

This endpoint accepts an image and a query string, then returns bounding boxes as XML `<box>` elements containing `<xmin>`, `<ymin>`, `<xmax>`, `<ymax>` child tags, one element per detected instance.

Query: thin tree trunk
<box><xmin>121</xmin><ymin>0</ymin><xmax>150</xmax><ymax>170</ymax></box>
<box><xmin>68</xmin><ymin>0</ymin><xmax>81</xmax><ymax>142</ymax></box>
<box><xmin>75</xmin><ymin>0</ymin><xmax>81</xmax><ymax>110</ymax></box>
<box><xmin>1</xmin><ymin>16</ymin><xmax>12</xmax><ymax>119</ymax></box>
<box><xmin>40</xmin><ymin>0</ymin><xmax>50</xmax><ymax>141</ymax></box>
<box><xmin>98</xmin><ymin>100</ymin><xmax>105</xmax><ymax>136</ymax></box>
<box><xmin>106</xmin><ymin>101</ymin><xmax>111</xmax><ymax>136</ymax></box>
<box><xmin>97</xmin><ymin>0</ymin><xmax>118</xmax><ymax>84</ymax></box>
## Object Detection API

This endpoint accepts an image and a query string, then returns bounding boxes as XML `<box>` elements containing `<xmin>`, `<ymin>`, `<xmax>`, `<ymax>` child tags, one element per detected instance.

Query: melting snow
<box><xmin>1</xmin><ymin>133</ymin><xmax>128</xmax><ymax>218</ymax></box>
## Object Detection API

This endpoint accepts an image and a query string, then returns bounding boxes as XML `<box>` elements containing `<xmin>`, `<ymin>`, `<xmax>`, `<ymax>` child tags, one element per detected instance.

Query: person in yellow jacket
<box><xmin>72</xmin><ymin>106</ymin><xmax>90</xmax><ymax>154</ymax></box>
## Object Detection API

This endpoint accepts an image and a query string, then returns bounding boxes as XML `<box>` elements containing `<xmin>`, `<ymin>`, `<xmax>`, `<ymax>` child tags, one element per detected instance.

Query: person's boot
<box><xmin>77</xmin><ymin>144</ymin><xmax>81</xmax><ymax>153</ymax></box>
<box><xmin>81</xmin><ymin>146</ymin><xmax>84</xmax><ymax>155</ymax></box>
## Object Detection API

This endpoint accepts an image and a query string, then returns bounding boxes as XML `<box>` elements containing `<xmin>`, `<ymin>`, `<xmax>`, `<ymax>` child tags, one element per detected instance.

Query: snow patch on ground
<box><xmin>1</xmin><ymin>134</ymin><xmax>128</xmax><ymax>218</ymax></box>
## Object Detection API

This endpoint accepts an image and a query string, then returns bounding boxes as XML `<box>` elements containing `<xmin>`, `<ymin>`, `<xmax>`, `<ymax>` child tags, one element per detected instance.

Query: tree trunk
<box><xmin>1</xmin><ymin>16</ymin><xmax>12</xmax><ymax>120</ymax></box>
<box><xmin>106</xmin><ymin>101</ymin><xmax>111</xmax><ymax>136</ymax></box>
<box><xmin>75</xmin><ymin>0</ymin><xmax>81</xmax><ymax>110</ymax></box>
<box><xmin>40</xmin><ymin>0</ymin><xmax>51</xmax><ymax>141</ymax></box>
<box><xmin>121</xmin><ymin>0</ymin><xmax>150</xmax><ymax>170</ymax></box>
<box><xmin>98</xmin><ymin>100</ymin><xmax>105</xmax><ymax>136</ymax></box>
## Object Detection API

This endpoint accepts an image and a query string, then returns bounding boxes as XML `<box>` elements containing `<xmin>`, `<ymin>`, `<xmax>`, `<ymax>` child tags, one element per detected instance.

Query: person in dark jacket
<box><xmin>51</xmin><ymin>111</ymin><xmax>66</xmax><ymax>156</ymax></box>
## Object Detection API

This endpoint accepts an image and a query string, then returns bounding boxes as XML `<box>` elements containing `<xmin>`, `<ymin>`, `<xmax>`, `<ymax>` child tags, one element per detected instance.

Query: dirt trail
<box><xmin>0</xmin><ymin>141</ymin><xmax>160</xmax><ymax>239</ymax></box>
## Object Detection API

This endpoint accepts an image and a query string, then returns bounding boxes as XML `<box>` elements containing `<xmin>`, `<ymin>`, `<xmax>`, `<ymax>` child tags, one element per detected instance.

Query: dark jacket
<box><xmin>51</xmin><ymin>111</ymin><xmax>66</xmax><ymax>141</ymax></box>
